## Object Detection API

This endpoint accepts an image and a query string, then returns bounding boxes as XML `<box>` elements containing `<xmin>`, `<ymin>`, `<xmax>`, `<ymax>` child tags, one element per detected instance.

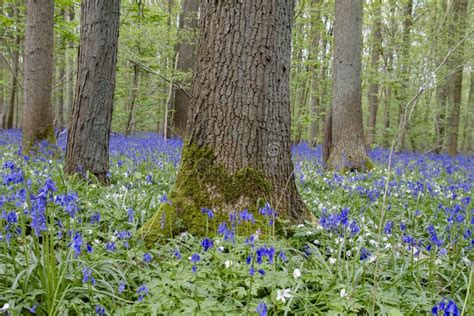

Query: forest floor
<box><xmin>0</xmin><ymin>130</ymin><xmax>472</xmax><ymax>315</ymax></box>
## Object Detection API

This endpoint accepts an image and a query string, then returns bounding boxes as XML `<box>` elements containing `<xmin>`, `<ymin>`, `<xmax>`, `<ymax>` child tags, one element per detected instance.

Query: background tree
<box><xmin>171</xmin><ymin>0</ymin><xmax>199</xmax><ymax>138</ymax></box>
<box><xmin>324</xmin><ymin>0</ymin><xmax>368</xmax><ymax>170</ymax></box>
<box><xmin>21</xmin><ymin>0</ymin><xmax>55</xmax><ymax>153</ymax></box>
<box><xmin>64</xmin><ymin>0</ymin><xmax>121</xmax><ymax>183</ymax></box>
<box><xmin>140</xmin><ymin>0</ymin><xmax>313</xmax><ymax>241</ymax></box>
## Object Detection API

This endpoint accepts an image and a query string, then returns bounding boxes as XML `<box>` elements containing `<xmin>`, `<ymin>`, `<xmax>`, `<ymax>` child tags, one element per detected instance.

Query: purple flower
<box><xmin>90</xmin><ymin>212</ymin><xmax>101</xmax><ymax>224</ymax></box>
<box><xmin>95</xmin><ymin>305</ymin><xmax>106</xmax><ymax>315</ymax></box>
<box><xmin>201</xmin><ymin>207</ymin><xmax>214</xmax><ymax>219</ymax></box>
<box><xmin>256</xmin><ymin>302</ymin><xmax>268</xmax><ymax>316</ymax></box>
<box><xmin>143</xmin><ymin>252</ymin><xmax>152</xmax><ymax>263</ymax></box>
<box><xmin>360</xmin><ymin>247</ymin><xmax>371</xmax><ymax>261</ymax></box>
<box><xmin>174</xmin><ymin>248</ymin><xmax>182</xmax><ymax>259</ymax></box>
<box><xmin>118</xmin><ymin>282</ymin><xmax>126</xmax><ymax>294</ymax></box>
<box><xmin>127</xmin><ymin>208</ymin><xmax>134</xmax><ymax>222</ymax></box>
<box><xmin>72</xmin><ymin>232</ymin><xmax>83</xmax><ymax>257</ymax></box>
<box><xmin>201</xmin><ymin>238</ymin><xmax>214</xmax><ymax>251</ymax></box>
<box><xmin>105</xmin><ymin>241</ymin><xmax>116</xmax><ymax>252</ymax></box>
<box><xmin>28</xmin><ymin>304</ymin><xmax>39</xmax><ymax>314</ymax></box>
<box><xmin>82</xmin><ymin>267</ymin><xmax>96</xmax><ymax>285</ymax></box>
<box><xmin>136</xmin><ymin>284</ymin><xmax>149</xmax><ymax>302</ymax></box>
<box><xmin>384</xmin><ymin>221</ymin><xmax>393</xmax><ymax>235</ymax></box>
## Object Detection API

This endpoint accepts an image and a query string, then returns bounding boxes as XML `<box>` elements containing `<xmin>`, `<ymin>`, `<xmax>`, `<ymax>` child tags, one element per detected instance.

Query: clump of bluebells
<box><xmin>0</xmin><ymin>131</ymin><xmax>472</xmax><ymax>315</ymax></box>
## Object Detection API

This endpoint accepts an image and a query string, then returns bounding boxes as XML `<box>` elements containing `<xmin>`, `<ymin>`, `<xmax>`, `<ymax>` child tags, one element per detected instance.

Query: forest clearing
<box><xmin>0</xmin><ymin>0</ymin><xmax>473</xmax><ymax>315</ymax></box>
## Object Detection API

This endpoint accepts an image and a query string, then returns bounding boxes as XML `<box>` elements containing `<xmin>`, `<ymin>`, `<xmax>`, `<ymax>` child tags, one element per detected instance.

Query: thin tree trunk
<box><xmin>326</xmin><ymin>0</ymin><xmax>368</xmax><ymax>171</ymax></box>
<box><xmin>6</xmin><ymin>8</ymin><xmax>20</xmax><ymax>130</ymax></box>
<box><xmin>64</xmin><ymin>0</ymin><xmax>121</xmax><ymax>183</ymax></box>
<box><xmin>173</xmin><ymin>0</ymin><xmax>198</xmax><ymax>138</ymax></box>
<box><xmin>366</xmin><ymin>0</ymin><xmax>382</xmax><ymax>147</ymax></box>
<box><xmin>65</xmin><ymin>5</ymin><xmax>75</xmax><ymax>127</ymax></box>
<box><xmin>447</xmin><ymin>0</ymin><xmax>468</xmax><ymax>156</ymax></box>
<box><xmin>0</xmin><ymin>52</ymin><xmax>4</xmax><ymax>128</ymax></box>
<box><xmin>125</xmin><ymin>64</ymin><xmax>139</xmax><ymax>136</ymax></box>
<box><xmin>309</xmin><ymin>0</ymin><xmax>322</xmax><ymax>147</ymax></box>
<box><xmin>56</xmin><ymin>48</ymin><xmax>66</xmax><ymax>130</ymax></box>
<box><xmin>140</xmin><ymin>0</ymin><xmax>312</xmax><ymax>241</ymax></box>
<box><xmin>383</xmin><ymin>85</ymin><xmax>391</xmax><ymax>148</ymax></box>
<box><xmin>22</xmin><ymin>0</ymin><xmax>56</xmax><ymax>153</ymax></box>
<box><xmin>462</xmin><ymin>70</ymin><xmax>473</xmax><ymax>152</ymax></box>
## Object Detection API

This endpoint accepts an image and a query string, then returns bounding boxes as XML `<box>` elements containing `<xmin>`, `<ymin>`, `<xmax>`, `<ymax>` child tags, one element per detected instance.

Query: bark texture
<box><xmin>125</xmin><ymin>64</ymin><xmax>139</xmax><ymax>136</ymax></box>
<box><xmin>366</xmin><ymin>0</ymin><xmax>382</xmax><ymax>147</ymax></box>
<box><xmin>326</xmin><ymin>0</ymin><xmax>368</xmax><ymax>171</ymax></box>
<box><xmin>5</xmin><ymin>6</ymin><xmax>20</xmax><ymax>130</ymax></box>
<box><xmin>22</xmin><ymin>0</ymin><xmax>56</xmax><ymax>153</ymax></box>
<box><xmin>140</xmin><ymin>0</ymin><xmax>312</xmax><ymax>241</ymax></box>
<box><xmin>64</xmin><ymin>0</ymin><xmax>120</xmax><ymax>183</ymax></box>
<box><xmin>447</xmin><ymin>0</ymin><xmax>468</xmax><ymax>156</ymax></box>
<box><xmin>172</xmin><ymin>0</ymin><xmax>199</xmax><ymax>138</ymax></box>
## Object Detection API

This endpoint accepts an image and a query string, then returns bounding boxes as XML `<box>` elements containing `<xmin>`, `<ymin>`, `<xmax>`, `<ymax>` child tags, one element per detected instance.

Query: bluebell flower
<box><xmin>256</xmin><ymin>302</ymin><xmax>268</xmax><ymax>316</ymax></box>
<box><xmin>82</xmin><ymin>267</ymin><xmax>96</xmax><ymax>285</ymax></box>
<box><xmin>246</xmin><ymin>255</ymin><xmax>252</xmax><ymax>265</ymax></box>
<box><xmin>201</xmin><ymin>238</ymin><xmax>213</xmax><ymax>251</ymax></box>
<box><xmin>95</xmin><ymin>305</ymin><xmax>106</xmax><ymax>315</ymax></box>
<box><xmin>400</xmin><ymin>222</ymin><xmax>407</xmax><ymax>231</ymax></box>
<box><xmin>249</xmin><ymin>266</ymin><xmax>255</xmax><ymax>276</ymax></box>
<box><xmin>86</xmin><ymin>244</ymin><xmax>93</xmax><ymax>253</ymax></box>
<box><xmin>143</xmin><ymin>252</ymin><xmax>152</xmax><ymax>263</ymax></box>
<box><xmin>146</xmin><ymin>174</ymin><xmax>153</xmax><ymax>184</ymax></box>
<box><xmin>71</xmin><ymin>232</ymin><xmax>83</xmax><ymax>257</ymax></box>
<box><xmin>127</xmin><ymin>208</ymin><xmax>134</xmax><ymax>222</ymax></box>
<box><xmin>90</xmin><ymin>212</ymin><xmax>101</xmax><ymax>224</ymax></box>
<box><xmin>349</xmin><ymin>220</ymin><xmax>360</xmax><ymax>236</ymax></box>
<box><xmin>136</xmin><ymin>284</ymin><xmax>149</xmax><ymax>302</ymax></box>
<box><xmin>278</xmin><ymin>251</ymin><xmax>287</xmax><ymax>262</ymax></box>
<box><xmin>384</xmin><ymin>221</ymin><xmax>393</xmax><ymax>235</ymax></box>
<box><xmin>174</xmin><ymin>248</ymin><xmax>182</xmax><ymax>259</ymax></box>
<box><xmin>217</xmin><ymin>222</ymin><xmax>227</xmax><ymax>235</ymax></box>
<box><xmin>201</xmin><ymin>208</ymin><xmax>214</xmax><ymax>219</ymax></box>
<box><xmin>360</xmin><ymin>247</ymin><xmax>371</xmax><ymax>261</ymax></box>
<box><xmin>159</xmin><ymin>193</ymin><xmax>172</xmax><ymax>205</ymax></box>
<box><xmin>116</xmin><ymin>230</ymin><xmax>131</xmax><ymax>240</ymax></box>
<box><xmin>190</xmin><ymin>254</ymin><xmax>200</xmax><ymax>263</ymax></box>
<box><xmin>239</xmin><ymin>209</ymin><xmax>255</xmax><ymax>224</ymax></box>
<box><xmin>27</xmin><ymin>304</ymin><xmax>39</xmax><ymax>314</ymax></box>
<box><xmin>105</xmin><ymin>242</ymin><xmax>116</xmax><ymax>252</ymax></box>
<box><xmin>118</xmin><ymin>282</ymin><xmax>126</xmax><ymax>294</ymax></box>
<box><xmin>258</xmin><ymin>269</ymin><xmax>266</xmax><ymax>276</ymax></box>
<box><xmin>432</xmin><ymin>298</ymin><xmax>459</xmax><ymax>316</ymax></box>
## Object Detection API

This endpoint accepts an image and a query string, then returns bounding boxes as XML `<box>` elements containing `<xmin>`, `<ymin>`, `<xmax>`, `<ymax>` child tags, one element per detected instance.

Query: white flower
<box><xmin>335</xmin><ymin>237</ymin><xmax>344</xmax><ymax>245</ymax></box>
<box><xmin>293</xmin><ymin>268</ymin><xmax>301</xmax><ymax>280</ymax></box>
<box><xmin>340</xmin><ymin>289</ymin><xmax>348</xmax><ymax>298</ymax></box>
<box><xmin>224</xmin><ymin>260</ymin><xmax>233</xmax><ymax>268</ymax></box>
<box><xmin>88</xmin><ymin>229</ymin><xmax>93</xmax><ymax>235</ymax></box>
<box><xmin>1</xmin><ymin>303</ymin><xmax>9</xmax><ymax>311</ymax></box>
<box><xmin>218</xmin><ymin>246</ymin><xmax>225</xmax><ymax>252</ymax></box>
<box><xmin>329</xmin><ymin>257</ymin><xmax>337</xmax><ymax>265</ymax></box>
<box><xmin>368</xmin><ymin>255</ymin><xmax>377</xmax><ymax>263</ymax></box>
<box><xmin>435</xmin><ymin>258</ymin><xmax>442</xmax><ymax>265</ymax></box>
<box><xmin>111</xmin><ymin>235</ymin><xmax>117</xmax><ymax>242</ymax></box>
<box><xmin>313</xmin><ymin>239</ymin><xmax>320</xmax><ymax>245</ymax></box>
<box><xmin>296</xmin><ymin>224</ymin><xmax>305</xmax><ymax>228</ymax></box>
<box><xmin>276</xmin><ymin>288</ymin><xmax>292</xmax><ymax>303</ymax></box>
<box><xmin>93</xmin><ymin>239</ymin><xmax>101</xmax><ymax>245</ymax></box>
<box><xmin>305</xmin><ymin>231</ymin><xmax>313</xmax><ymax>236</ymax></box>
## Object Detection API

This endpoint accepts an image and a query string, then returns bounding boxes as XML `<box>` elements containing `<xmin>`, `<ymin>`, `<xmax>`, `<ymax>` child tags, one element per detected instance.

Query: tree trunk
<box><xmin>172</xmin><ymin>0</ymin><xmax>198</xmax><ymax>138</ymax></box>
<box><xmin>140</xmin><ymin>0</ymin><xmax>312</xmax><ymax>241</ymax></box>
<box><xmin>6</xmin><ymin>7</ymin><xmax>20</xmax><ymax>130</ymax></box>
<box><xmin>65</xmin><ymin>5</ymin><xmax>75</xmax><ymax>127</ymax></box>
<box><xmin>0</xmin><ymin>52</ymin><xmax>4</xmax><ymax>128</ymax></box>
<box><xmin>366</xmin><ymin>0</ymin><xmax>382</xmax><ymax>147</ymax></box>
<box><xmin>326</xmin><ymin>0</ymin><xmax>368</xmax><ymax>171</ymax></box>
<box><xmin>22</xmin><ymin>0</ymin><xmax>56</xmax><ymax>153</ymax></box>
<box><xmin>56</xmin><ymin>31</ymin><xmax>66</xmax><ymax>131</ymax></box>
<box><xmin>309</xmin><ymin>0</ymin><xmax>323</xmax><ymax>147</ymax></box>
<box><xmin>462</xmin><ymin>70</ymin><xmax>473</xmax><ymax>153</ymax></box>
<box><xmin>447</xmin><ymin>0</ymin><xmax>468</xmax><ymax>156</ymax></box>
<box><xmin>125</xmin><ymin>64</ymin><xmax>139</xmax><ymax>136</ymax></box>
<box><xmin>64</xmin><ymin>0</ymin><xmax>120</xmax><ymax>183</ymax></box>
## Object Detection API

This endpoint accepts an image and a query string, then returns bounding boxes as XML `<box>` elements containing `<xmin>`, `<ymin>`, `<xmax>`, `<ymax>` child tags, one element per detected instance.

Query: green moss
<box><xmin>139</xmin><ymin>143</ymin><xmax>277</xmax><ymax>244</ymax></box>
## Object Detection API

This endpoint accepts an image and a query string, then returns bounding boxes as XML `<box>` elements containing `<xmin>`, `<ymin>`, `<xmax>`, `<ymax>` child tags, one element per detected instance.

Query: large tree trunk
<box><xmin>22</xmin><ymin>0</ymin><xmax>56</xmax><ymax>153</ymax></box>
<box><xmin>325</xmin><ymin>0</ymin><xmax>368</xmax><ymax>171</ymax></box>
<box><xmin>447</xmin><ymin>0</ymin><xmax>468</xmax><ymax>156</ymax></box>
<box><xmin>140</xmin><ymin>0</ymin><xmax>312</xmax><ymax>241</ymax></box>
<box><xmin>172</xmin><ymin>0</ymin><xmax>198</xmax><ymax>138</ymax></box>
<box><xmin>64</xmin><ymin>0</ymin><xmax>120</xmax><ymax>183</ymax></box>
<box><xmin>366</xmin><ymin>0</ymin><xmax>382</xmax><ymax>147</ymax></box>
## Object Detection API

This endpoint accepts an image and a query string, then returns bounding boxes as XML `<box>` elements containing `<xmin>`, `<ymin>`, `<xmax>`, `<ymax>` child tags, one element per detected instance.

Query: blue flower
<box><xmin>127</xmin><ymin>208</ymin><xmax>134</xmax><ymax>222</ymax></box>
<box><xmin>201</xmin><ymin>207</ymin><xmax>214</xmax><ymax>219</ymax></box>
<box><xmin>174</xmin><ymin>248</ymin><xmax>182</xmax><ymax>259</ymax></box>
<box><xmin>249</xmin><ymin>266</ymin><xmax>255</xmax><ymax>276</ymax></box>
<box><xmin>190</xmin><ymin>254</ymin><xmax>200</xmax><ymax>263</ymax></box>
<box><xmin>239</xmin><ymin>209</ymin><xmax>255</xmax><ymax>224</ymax></box>
<box><xmin>118</xmin><ymin>282</ymin><xmax>126</xmax><ymax>294</ymax></box>
<box><xmin>432</xmin><ymin>298</ymin><xmax>459</xmax><ymax>316</ymax></box>
<box><xmin>90</xmin><ymin>212</ymin><xmax>101</xmax><ymax>224</ymax></box>
<box><xmin>217</xmin><ymin>222</ymin><xmax>227</xmax><ymax>234</ymax></box>
<box><xmin>360</xmin><ymin>247</ymin><xmax>371</xmax><ymax>261</ymax></box>
<box><xmin>278</xmin><ymin>251</ymin><xmax>288</xmax><ymax>262</ymax></box>
<box><xmin>82</xmin><ymin>267</ymin><xmax>96</xmax><ymax>285</ymax></box>
<box><xmin>258</xmin><ymin>269</ymin><xmax>266</xmax><ymax>276</ymax></box>
<box><xmin>143</xmin><ymin>252</ymin><xmax>152</xmax><ymax>263</ymax></box>
<box><xmin>86</xmin><ymin>243</ymin><xmax>93</xmax><ymax>253</ymax></box>
<box><xmin>159</xmin><ymin>194</ymin><xmax>172</xmax><ymax>205</ymax></box>
<box><xmin>384</xmin><ymin>221</ymin><xmax>393</xmax><ymax>235</ymax></box>
<box><xmin>349</xmin><ymin>220</ymin><xmax>360</xmax><ymax>236</ymax></box>
<box><xmin>136</xmin><ymin>284</ymin><xmax>149</xmax><ymax>302</ymax></box>
<box><xmin>256</xmin><ymin>302</ymin><xmax>268</xmax><ymax>316</ymax></box>
<box><xmin>95</xmin><ymin>305</ymin><xmax>106</xmax><ymax>315</ymax></box>
<box><xmin>27</xmin><ymin>304</ymin><xmax>39</xmax><ymax>314</ymax></box>
<box><xmin>201</xmin><ymin>238</ymin><xmax>214</xmax><ymax>251</ymax></box>
<box><xmin>71</xmin><ymin>232</ymin><xmax>83</xmax><ymax>257</ymax></box>
<box><xmin>105</xmin><ymin>241</ymin><xmax>116</xmax><ymax>252</ymax></box>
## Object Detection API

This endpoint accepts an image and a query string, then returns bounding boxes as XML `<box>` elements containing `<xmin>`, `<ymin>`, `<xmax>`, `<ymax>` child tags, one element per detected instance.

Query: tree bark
<box><xmin>22</xmin><ymin>0</ymin><xmax>56</xmax><ymax>153</ymax></box>
<box><xmin>326</xmin><ymin>0</ymin><xmax>368</xmax><ymax>171</ymax></box>
<box><xmin>366</xmin><ymin>0</ymin><xmax>382</xmax><ymax>147</ymax></box>
<box><xmin>64</xmin><ymin>0</ymin><xmax>120</xmax><ymax>183</ymax></box>
<box><xmin>172</xmin><ymin>0</ymin><xmax>198</xmax><ymax>138</ymax></box>
<box><xmin>140</xmin><ymin>0</ymin><xmax>312</xmax><ymax>241</ymax></box>
<box><xmin>462</xmin><ymin>70</ymin><xmax>473</xmax><ymax>153</ymax></box>
<box><xmin>309</xmin><ymin>0</ymin><xmax>323</xmax><ymax>147</ymax></box>
<box><xmin>447</xmin><ymin>0</ymin><xmax>468</xmax><ymax>156</ymax></box>
<box><xmin>5</xmin><ymin>6</ymin><xmax>20</xmax><ymax>130</ymax></box>
<box><xmin>65</xmin><ymin>5</ymin><xmax>75</xmax><ymax>127</ymax></box>
<box><xmin>125</xmin><ymin>64</ymin><xmax>139</xmax><ymax>136</ymax></box>
<box><xmin>0</xmin><ymin>52</ymin><xmax>4</xmax><ymax>128</ymax></box>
